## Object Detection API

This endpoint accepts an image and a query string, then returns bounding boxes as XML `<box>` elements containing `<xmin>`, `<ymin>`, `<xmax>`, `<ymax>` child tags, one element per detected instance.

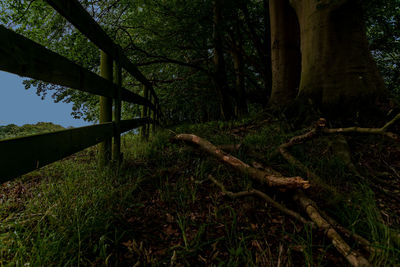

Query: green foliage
<box><xmin>0</xmin><ymin>0</ymin><xmax>270</xmax><ymax>123</ymax></box>
<box><xmin>364</xmin><ymin>0</ymin><xmax>400</xmax><ymax>100</ymax></box>
<box><xmin>0</xmin><ymin>122</ymin><xmax>65</xmax><ymax>139</ymax></box>
<box><xmin>0</xmin><ymin>0</ymin><xmax>102</xmax><ymax>121</ymax></box>
<box><xmin>1</xmin><ymin>0</ymin><xmax>400</xmax><ymax>123</ymax></box>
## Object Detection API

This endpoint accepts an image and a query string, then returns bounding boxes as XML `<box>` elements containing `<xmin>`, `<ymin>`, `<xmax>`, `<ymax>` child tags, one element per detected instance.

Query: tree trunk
<box><xmin>290</xmin><ymin>0</ymin><xmax>386</xmax><ymax>115</ymax></box>
<box><xmin>263</xmin><ymin>0</ymin><xmax>272</xmax><ymax>101</ymax></box>
<box><xmin>213</xmin><ymin>0</ymin><xmax>234</xmax><ymax>120</ymax></box>
<box><xmin>269</xmin><ymin>0</ymin><xmax>301</xmax><ymax>107</ymax></box>
<box><xmin>230</xmin><ymin>20</ymin><xmax>248</xmax><ymax>117</ymax></box>
<box><xmin>232</xmin><ymin>50</ymin><xmax>247</xmax><ymax>116</ymax></box>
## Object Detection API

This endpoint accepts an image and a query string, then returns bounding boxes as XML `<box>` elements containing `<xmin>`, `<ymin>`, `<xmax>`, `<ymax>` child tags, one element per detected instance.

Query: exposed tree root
<box><xmin>173</xmin><ymin>134</ymin><xmax>310</xmax><ymax>189</ymax></box>
<box><xmin>208</xmin><ymin>174</ymin><xmax>313</xmax><ymax>226</ymax></box>
<box><xmin>294</xmin><ymin>190</ymin><xmax>371</xmax><ymax>267</ymax></box>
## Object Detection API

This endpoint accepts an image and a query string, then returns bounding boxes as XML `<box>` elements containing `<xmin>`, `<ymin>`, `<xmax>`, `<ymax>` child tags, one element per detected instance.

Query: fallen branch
<box><xmin>278</xmin><ymin>121</ymin><xmax>377</xmax><ymax>265</ymax></box>
<box><xmin>173</xmin><ymin>133</ymin><xmax>374</xmax><ymax>265</ymax></box>
<box><xmin>208</xmin><ymin>175</ymin><xmax>313</xmax><ymax>226</ymax></box>
<box><xmin>294</xmin><ymin>190</ymin><xmax>371</xmax><ymax>267</ymax></box>
<box><xmin>173</xmin><ymin>134</ymin><xmax>310</xmax><ymax>189</ymax></box>
<box><xmin>322</xmin><ymin>113</ymin><xmax>400</xmax><ymax>141</ymax></box>
<box><xmin>279</xmin><ymin>128</ymin><xmax>338</xmax><ymax>195</ymax></box>
<box><xmin>217</xmin><ymin>143</ymin><xmax>242</xmax><ymax>153</ymax></box>
<box><xmin>321</xmin><ymin>210</ymin><xmax>380</xmax><ymax>255</ymax></box>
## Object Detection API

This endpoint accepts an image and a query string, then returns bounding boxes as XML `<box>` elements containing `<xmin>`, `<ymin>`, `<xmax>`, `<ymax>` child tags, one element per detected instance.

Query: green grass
<box><xmin>0</xmin><ymin>150</ymin><xmax>145</xmax><ymax>265</ymax></box>
<box><xmin>1</xmin><ymin>117</ymin><xmax>399</xmax><ymax>266</ymax></box>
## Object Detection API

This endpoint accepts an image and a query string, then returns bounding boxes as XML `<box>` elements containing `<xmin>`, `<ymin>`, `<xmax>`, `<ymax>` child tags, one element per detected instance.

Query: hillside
<box><xmin>1</xmin><ymin>114</ymin><xmax>399</xmax><ymax>266</ymax></box>
<box><xmin>0</xmin><ymin>122</ymin><xmax>66</xmax><ymax>139</ymax></box>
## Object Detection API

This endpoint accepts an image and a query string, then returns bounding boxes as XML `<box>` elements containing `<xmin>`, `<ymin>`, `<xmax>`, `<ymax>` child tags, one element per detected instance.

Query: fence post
<box><xmin>141</xmin><ymin>84</ymin><xmax>149</xmax><ymax>140</ymax></box>
<box><xmin>99</xmin><ymin>50</ymin><xmax>113</xmax><ymax>166</ymax></box>
<box><xmin>112</xmin><ymin>49</ymin><xmax>122</xmax><ymax>164</ymax></box>
<box><xmin>151</xmin><ymin>94</ymin><xmax>156</xmax><ymax>135</ymax></box>
<box><xmin>155</xmin><ymin>103</ymin><xmax>159</xmax><ymax>128</ymax></box>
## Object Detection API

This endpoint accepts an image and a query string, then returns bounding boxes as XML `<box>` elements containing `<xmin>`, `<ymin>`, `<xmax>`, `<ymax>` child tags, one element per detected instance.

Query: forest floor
<box><xmin>1</xmin><ymin>113</ymin><xmax>400</xmax><ymax>266</ymax></box>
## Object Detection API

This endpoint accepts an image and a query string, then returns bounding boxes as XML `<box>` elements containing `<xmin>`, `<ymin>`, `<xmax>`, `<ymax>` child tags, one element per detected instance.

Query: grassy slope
<box><xmin>0</xmin><ymin>122</ymin><xmax>65</xmax><ymax>140</ymax></box>
<box><xmin>0</xmin><ymin>115</ymin><xmax>399</xmax><ymax>266</ymax></box>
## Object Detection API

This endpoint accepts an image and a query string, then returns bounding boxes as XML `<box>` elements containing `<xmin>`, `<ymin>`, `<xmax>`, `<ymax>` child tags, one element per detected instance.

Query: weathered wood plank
<box><xmin>0</xmin><ymin>25</ymin><xmax>114</xmax><ymax>98</ymax></box>
<box><xmin>0</xmin><ymin>25</ymin><xmax>153</xmax><ymax>108</ymax></box>
<box><xmin>0</xmin><ymin>119</ymin><xmax>148</xmax><ymax>182</ymax></box>
<box><xmin>120</xmin><ymin>118</ymin><xmax>150</xmax><ymax>133</ymax></box>
<box><xmin>45</xmin><ymin>0</ymin><xmax>160</xmax><ymax>102</ymax></box>
<box><xmin>0</xmin><ymin>123</ymin><xmax>113</xmax><ymax>182</ymax></box>
<box><xmin>122</xmin><ymin>90</ymin><xmax>155</xmax><ymax>110</ymax></box>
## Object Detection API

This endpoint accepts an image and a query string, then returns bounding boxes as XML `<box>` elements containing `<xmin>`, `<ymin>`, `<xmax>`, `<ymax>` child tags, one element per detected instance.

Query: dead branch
<box><xmin>322</xmin><ymin>113</ymin><xmax>400</xmax><ymax>141</ymax></box>
<box><xmin>279</xmin><ymin>134</ymin><xmax>338</xmax><ymax>195</ymax></box>
<box><xmin>294</xmin><ymin>190</ymin><xmax>371</xmax><ymax>267</ymax></box>
<box><xmin>321</xmin><ymin>210</ymin><xmax>380</xmax><ymax>255</ymax></box>
<box><xmin>217</xmin><ymin>144</ymin><xmax>242</xmax><ymax>153</ymax></box>
<box><xmin>208</xmin><ymin>175</ymin><xmax>313</xmax><ymax>226</ymax></box>
<box><xmin>173</xmin><ymin>134</ymin><xmax>310</xmax><ymax>189</ymax></box>
<box><xmin>278</xmin><ymin>121</ymin><xmax>378</xmax><ymax>264</ymax></box>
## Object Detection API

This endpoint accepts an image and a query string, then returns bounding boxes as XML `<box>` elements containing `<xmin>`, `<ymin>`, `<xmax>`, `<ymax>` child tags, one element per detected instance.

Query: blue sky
<box><xmin>0</xmin><ymin>71</ymin><xmax>90</xmax><ymax>127</ymax></box>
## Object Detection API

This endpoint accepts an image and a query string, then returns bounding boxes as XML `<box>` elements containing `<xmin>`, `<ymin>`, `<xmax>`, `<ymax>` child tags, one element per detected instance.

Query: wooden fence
<box><xmin>0</xmin><ymin>0</ymin><xmax>161</xmax><ymax>182</ymax></box>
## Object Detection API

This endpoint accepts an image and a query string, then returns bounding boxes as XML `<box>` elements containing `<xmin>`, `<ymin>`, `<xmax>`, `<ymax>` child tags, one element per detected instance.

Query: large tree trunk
<box><xmin>269</xmin><ymin>0</ymin><xmax>301</xmax><ymax>107</ymax></box>
<box><xmin>290</xmin><ymin>0</ymin><xmax>386</xmax><ymax>114</ymax></box>
<box><xmin>213</xmin><ymin>0</ymin><xmax>234</xmax><ymax>120</ymax></box>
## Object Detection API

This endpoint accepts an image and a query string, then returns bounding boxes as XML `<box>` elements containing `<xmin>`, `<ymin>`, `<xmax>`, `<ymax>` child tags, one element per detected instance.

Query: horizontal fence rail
<box><xmin>0</xmin><ymin>25</ymin><xmax>155</xmax><ymax>110</ymax></box>
<box><xmin>0</xmin><ymin>0</ymin><xmax>163</xmax><ymax>182</ymax></box>
<box><xmin>0</xmin><ymin>118</ymin><xmax>150</xmax><ymax>182</ymax></box>
<box><xmin>45</xmin><ymin>0</ymin><xmax>162</xmax><ymax>111</ymax></box>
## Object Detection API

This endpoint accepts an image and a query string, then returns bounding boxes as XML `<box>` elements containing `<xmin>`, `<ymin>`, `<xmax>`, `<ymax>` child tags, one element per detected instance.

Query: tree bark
<box><xmin>240</xmin><ymin>0</ymin><xmax>272</xmax><ymax>100</ymax></box>
<box><xmin>263</xmin><ymin>0</ymin><xmax>272</xmax><ymax>99</ymax></box>
<box><xmin>290</xmin><ymin>0</ymin><xmax>386</xmax><ymax>114</ymax></box>
<box><xmin>269</xmin><ymin>0</ymin><xmax>301</xmax><ymax>107</ymax></box>
<box><xmin>213</xmin><ymin>0</ymin><xmax>234</xmax><ymax>120</ymax></box>
<box><xmin>230</xmin><ymin>21</ymin><xmax>248</xmax><ymax>117</ymax></box>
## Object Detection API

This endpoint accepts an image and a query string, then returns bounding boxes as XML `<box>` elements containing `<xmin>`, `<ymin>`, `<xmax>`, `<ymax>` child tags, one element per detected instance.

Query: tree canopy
<box><xmin>0</xmin><ymin>0</ymin><xmax>399</xmax><ymax>123</ymax></box>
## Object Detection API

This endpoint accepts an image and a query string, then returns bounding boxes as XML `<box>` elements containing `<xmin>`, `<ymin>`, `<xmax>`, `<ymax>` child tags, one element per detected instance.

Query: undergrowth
<box><xmin>0</xmin><ymin>115</ymin><xmax>399</xmax><ymax>266</ymax></box>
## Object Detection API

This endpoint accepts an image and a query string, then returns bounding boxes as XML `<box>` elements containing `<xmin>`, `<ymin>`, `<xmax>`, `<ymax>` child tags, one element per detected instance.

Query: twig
<box><xmin>322</xmin><ymin>113</ymin><xmax>400</xmax><ymax>141</ymax></box>
<box><xmin>279</xmin><ymin>131</ymin><xmax>338</xmax><ymax>195</ymax></box>
<box><xmin>322</xmin><ymin>127</ymin><xmax>398</xmax><ymax>140</ymax></box>
<box><xmin>208</xmin><ymin>175</ymin><xmax>313</xmax><ymax>226</ymax></box>
<box><xmin>381</xmin><ymin>113</ymin><xmax>400</xmax><ymax>131</ymax></box>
